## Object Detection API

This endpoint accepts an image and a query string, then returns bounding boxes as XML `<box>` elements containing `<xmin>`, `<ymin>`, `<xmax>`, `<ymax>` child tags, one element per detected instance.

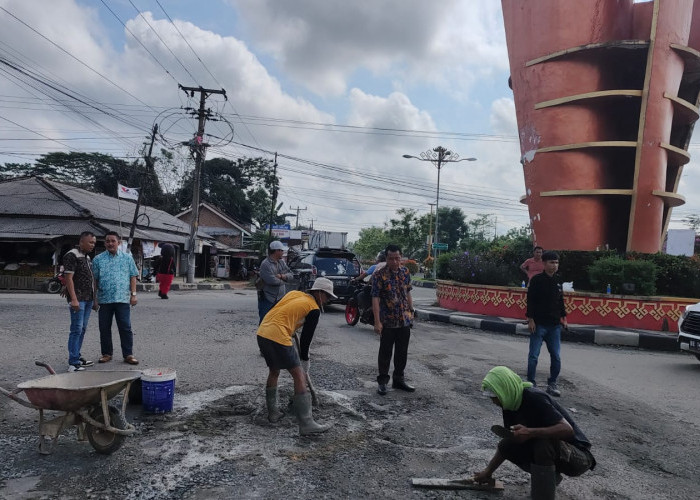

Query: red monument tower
<box><xmin>502</xmin><ymin>0</ymin><xmax>700</xmax><ymax>252</ymax></box>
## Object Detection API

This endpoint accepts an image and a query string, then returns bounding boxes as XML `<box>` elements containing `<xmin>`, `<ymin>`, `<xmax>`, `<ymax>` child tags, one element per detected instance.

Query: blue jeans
<box><xmin>98</xmin><ymin>303</ymin><xmax>133</xmax><ymax>358</ymax></box>
<box><xmin>68</xmin><ymin>301</ymin><xmax>93</xmax><ymax>366</ymax></box>
<box><xmin>258</xmin><ymin>294</ymin><xmax>276</xmax><ymax>324</ymax></box>
<box><xmin>527</xmin><ymin>324</ymin><xmax>561</xmax><ymax>385</ymax></box>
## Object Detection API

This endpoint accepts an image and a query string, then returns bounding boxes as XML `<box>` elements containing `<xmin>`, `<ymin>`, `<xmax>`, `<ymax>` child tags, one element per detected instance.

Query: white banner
<box><xmin>142</xmin><ymin>241</ymin><xmax>162</xmax><ymax>259</ymax></box>
<box><xmin>117</xmin><ymin>183</ymin><xmax>139</xmax><ymax>201</ymax></box>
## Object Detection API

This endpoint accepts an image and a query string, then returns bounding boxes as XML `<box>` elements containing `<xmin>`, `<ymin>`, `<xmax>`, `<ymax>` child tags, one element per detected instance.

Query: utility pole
<box><xmin>179</xmin><ymin>85</ymin><xmax>227</xmax><ymax>283</ymax></box>
<box><xmin>427</xmin><ymin>202</ymin><xmax>436</xmax><ymax>261</ymax></box>
<box><xmin>127</xmin><ymin>124</ymin><xmax>158</xmax><ymax>252</ymax></box>
<box><xmin>403</xmin><ymin>147</ymin><xmax>476</xmax><ymax>280</ymax></box>
<box><xmin>267</xmin><ymin>152</ymin><xmax>278</xmax><ymax>240</ymax></box>
<box><xmin>289</xmin><ymin>206</ymin><xmax>307</xmax><ymax>228</ymax></box>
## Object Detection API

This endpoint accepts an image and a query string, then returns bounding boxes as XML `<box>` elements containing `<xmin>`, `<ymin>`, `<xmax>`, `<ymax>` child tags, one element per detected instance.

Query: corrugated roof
<box><xmin>99</xmin><ymin>222</ymin><xmax>190</xmax><ymax>245</ymax></box>
<box><xmin>44</xmin><ymin>179</ymin><xmax>191</xmax><ymax>235</ymax></box>
<box><xmin>0</xmin><ymin>177</ymin><xmax>219</xmax><ymax>246</ymax></box>
<box><xmin>0</xmin><ymin>177</ymin><xmax>85</xmax><ymax>217</ymax></box>
<box><xmin>0</xmin><ymin>217</ymin><xmax>102</xmax><ymax>238</ymax></box>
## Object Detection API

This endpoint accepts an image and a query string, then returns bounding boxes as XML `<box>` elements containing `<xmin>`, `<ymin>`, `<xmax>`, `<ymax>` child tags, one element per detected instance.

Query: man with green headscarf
<box><xmin>473</xmin><ymin>366</ymin><xmax>596</xmax><ymax>499</ymax></box>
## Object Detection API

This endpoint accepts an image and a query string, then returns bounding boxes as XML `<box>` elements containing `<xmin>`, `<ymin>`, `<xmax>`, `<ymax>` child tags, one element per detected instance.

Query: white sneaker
<box><xmin>68</xmin><ymin>364</ymin><xmax>85</xmax><ymax>372</ymax></box>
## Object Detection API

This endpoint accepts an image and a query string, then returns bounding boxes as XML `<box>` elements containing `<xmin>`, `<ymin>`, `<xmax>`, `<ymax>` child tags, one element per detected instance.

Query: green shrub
<box><xmin>588</xmin><ymin>256</ymin><xmax>657</xmax><ymax>295</ymax></box>
<box><xmin>558</xmin><ymin>250</ymin><xmax>616</xmax><ymax>290</ymax></box>
<box><xmin>436</xmin><ymin>252</ymin><xmax>455</xmax><ymax>279</ymax></box>
<box><xmin>444</xmin><ymin>251</ymin><xmax>517</xmax><ymax>286</ymax></box>
<box><xmin>629</xmin><ymin>252</ymin><xmax>700</xmax><ymax>298</ymax></box>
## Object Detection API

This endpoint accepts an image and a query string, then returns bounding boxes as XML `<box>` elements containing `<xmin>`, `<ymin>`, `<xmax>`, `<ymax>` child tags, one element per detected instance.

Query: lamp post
<box><xmin>403</xmin><ymin>147</ymin><xmax>476</xmax><ymax>278</ymax></box>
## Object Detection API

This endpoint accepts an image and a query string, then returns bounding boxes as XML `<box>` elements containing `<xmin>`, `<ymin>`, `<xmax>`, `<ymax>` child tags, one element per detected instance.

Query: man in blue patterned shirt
<box><xmin>371</xmin><ymin>244</ymin><xmax>415</xmax><ymax>395</ymax></box>
<box><xmin>92</xmin><ymin>231</ymin><xmax>140</xmax><ymax>365</ymax></box>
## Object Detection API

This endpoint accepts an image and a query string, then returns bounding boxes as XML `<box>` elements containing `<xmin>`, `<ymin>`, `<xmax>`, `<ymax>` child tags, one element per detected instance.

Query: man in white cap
<box><xmin>258</xmin><ymin>240</ymin><xmax>293</xmax><ymax>324</ymax></box>
<box><xmin>256</xmin><ymin>277</ymin><xmax>336</xmax><ymax>435</ymax></box>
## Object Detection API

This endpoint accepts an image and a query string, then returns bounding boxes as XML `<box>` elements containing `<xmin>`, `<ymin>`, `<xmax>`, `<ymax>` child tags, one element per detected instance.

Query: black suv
<box><xmin>287</xmin><ymin>247</ymin><xmax>361</xmax><ymax>304</ymax></box>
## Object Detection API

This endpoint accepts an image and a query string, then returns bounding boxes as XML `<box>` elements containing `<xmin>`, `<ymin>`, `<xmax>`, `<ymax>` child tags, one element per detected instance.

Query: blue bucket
<box><xmin>141</xmin><ymin>368</ymin><xmax>176</xmax><ymax>413</ymax></box>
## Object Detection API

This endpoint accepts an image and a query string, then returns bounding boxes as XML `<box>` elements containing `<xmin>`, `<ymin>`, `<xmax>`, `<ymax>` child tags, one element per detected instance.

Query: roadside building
<box><xmin>176</xmin><ymin>202</ymin><xmax>256</xmax><ymax>279</ymax></box>
<box><xmin>0</xmin><ymin>176</ymin><xmax>215</xmax><ymax>289</ymax></box>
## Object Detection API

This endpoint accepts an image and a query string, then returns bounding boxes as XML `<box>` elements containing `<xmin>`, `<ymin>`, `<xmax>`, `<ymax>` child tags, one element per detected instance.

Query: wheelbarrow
<box><xmin>0</xmin><ymin>361</ymin><xmax>140</xmax><ymax>455</ymax></box>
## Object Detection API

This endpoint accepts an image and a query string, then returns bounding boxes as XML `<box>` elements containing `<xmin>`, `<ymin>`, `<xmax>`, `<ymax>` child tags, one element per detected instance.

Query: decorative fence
<box><xmin>436</xmin><ymin>281</ymin><xmax>698</xmax><ymax>333</ymax></box>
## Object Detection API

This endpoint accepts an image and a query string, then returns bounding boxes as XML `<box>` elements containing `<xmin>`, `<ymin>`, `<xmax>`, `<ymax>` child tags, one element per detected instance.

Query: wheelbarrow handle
<box><xmin>35</xmin><ymin>361</ymin><xmax>56</xmax><ymax>375</ymax></box>
<box><xmin>0</xmin><ymin>385</ymin><xmax>37</xmax><ymax>409</ymax></box>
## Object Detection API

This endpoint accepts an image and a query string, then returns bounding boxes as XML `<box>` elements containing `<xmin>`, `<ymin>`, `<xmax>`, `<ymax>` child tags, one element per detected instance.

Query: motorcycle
<box><xmin>344</xmin><ymin>279</ymin><xmax>374</xmax><ymax>326</ymax></box>
<box><xmin>44</xmin><ymin>271</ymin><xmax>65</xmax><ymax>294</ymax></box>
<box><xmin>141</xmin><ymin>266</ymin><xmax>156</xmax><ymax>283</ymax></box>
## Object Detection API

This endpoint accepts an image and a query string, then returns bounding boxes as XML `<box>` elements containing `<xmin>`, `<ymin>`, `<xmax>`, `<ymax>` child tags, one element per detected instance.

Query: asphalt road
<box><xmin>1</xmin><ymin>289</ymin><xmax>699</xmax><ymax>499</ymax></box>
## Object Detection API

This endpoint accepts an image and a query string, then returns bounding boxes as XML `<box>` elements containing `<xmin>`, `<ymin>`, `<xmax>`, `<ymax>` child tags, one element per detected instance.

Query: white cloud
<box><xmin>489</xmin><ymin>98</ymin><xmax>517</xmax><ymax>136</ymax></box>
<box><xmin>229</xmin><ymin>0</ymin><xmax>508</xmax><ymax>99</ymax></box>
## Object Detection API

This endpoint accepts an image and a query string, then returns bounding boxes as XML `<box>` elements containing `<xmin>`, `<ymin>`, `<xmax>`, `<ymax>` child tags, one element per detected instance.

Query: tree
<box><xmin>683</xmin><ymin>215</ymin><xmax>700</xmax><ymax>232</ymax></box>
<box><xmin>387</xmin><ymin>208</ymin><xmax>425</xmax><ymax>258</ymax></box>
<box><xmin>436</xmin><ymin>207</ymin><xmax>468</xmax><ymax>252</ymax></box>
<box><xmin>176</xmin><ymin>156</ymin><xmax>283</xmax><ymax>227</ymax></box>
<box><xmin>0</xmin><ymin>152</ymin><xmax>170</xmax><ymax>209</ymax></box>
<box><xmin>352</xmin><ymin>226</ymin><xmax>391</xmax><ymax>261</ymax></box>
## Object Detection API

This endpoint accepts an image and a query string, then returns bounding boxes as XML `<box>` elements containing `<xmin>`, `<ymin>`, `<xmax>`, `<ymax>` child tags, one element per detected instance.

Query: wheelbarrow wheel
<box><xmin>86</xmin><ymin>405</ymin><xmax>127</xmax><ymax>455</ymax></box>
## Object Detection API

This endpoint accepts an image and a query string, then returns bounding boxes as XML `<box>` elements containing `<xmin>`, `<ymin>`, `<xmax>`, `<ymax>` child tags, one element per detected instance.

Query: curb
<box><xmin>414</xmin><ymin>309</ymin><xmax>679</xmax><ymax>352</ymax></box>
<box><xmin>136</xmin><ymin>282</ymin><xmax>232</xmax><ymax>292</ymax></box>
<box><xmin>412</xmin><ymin>280</ymin><xmax>436</xmax><ymax>289</ymax></box>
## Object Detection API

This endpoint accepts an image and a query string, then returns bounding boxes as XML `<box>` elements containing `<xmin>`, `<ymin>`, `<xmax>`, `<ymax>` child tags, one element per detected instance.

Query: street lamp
<box><xmin>403</xmin><ymin>146</ymin><xmax>476</xmax><ymax>278</ymax></box>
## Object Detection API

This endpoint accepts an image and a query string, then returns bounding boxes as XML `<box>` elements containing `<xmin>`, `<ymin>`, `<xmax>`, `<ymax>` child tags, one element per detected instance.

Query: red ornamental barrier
<box><xmin>436</xmin><ymin>281</ymin><xmax>697</xmax><ymax>333</ymax></box>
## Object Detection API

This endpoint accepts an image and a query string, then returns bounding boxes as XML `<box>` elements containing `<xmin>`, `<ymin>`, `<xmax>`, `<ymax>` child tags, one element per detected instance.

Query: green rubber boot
<box><xmin>293</xmin><ymin>393</ymin><xmax>331</xmax><ymax>435</ymax></box>
<box><xmin>265</xmin><ymin>387</ymin><xmax>284</xmax><ymax>423</ymax></box>
<box><xmin>530</xmin><ymin>464</ymin><xmax>556</xmax><ymax>500</ymax></box>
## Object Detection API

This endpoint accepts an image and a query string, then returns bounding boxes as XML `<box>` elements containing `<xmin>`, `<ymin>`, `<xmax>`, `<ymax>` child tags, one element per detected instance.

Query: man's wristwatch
<box><xmin>131</xmin><ymin>292</ymin><xmax>137</xmax><ymax>296</ymax></box>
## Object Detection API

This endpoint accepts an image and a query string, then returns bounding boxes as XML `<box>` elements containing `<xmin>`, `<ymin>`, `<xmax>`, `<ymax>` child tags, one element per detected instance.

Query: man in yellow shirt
<box><xmin>257</xmin><ymin>277</ymin><xmax>336</xmax><ymax>435</ymax></box>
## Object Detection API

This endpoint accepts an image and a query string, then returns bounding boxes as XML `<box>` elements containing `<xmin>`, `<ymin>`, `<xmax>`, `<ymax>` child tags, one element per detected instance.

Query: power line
<box><xmin>98</xmin><ymin>0</ymin><xmax>179</xmax><ymax>84</ymax></box>
<box><xmin>127</xmin><ymin>0</ymin><xmax>198</xmax><ymax>84</ymax></box>
<box><xmin>154</xmin><ymin>0</ymin><xmax>222</xmax><ymax>88</ymax></box>
<box><xmin>0</xmin><ymin>5</ymin><xmax>162</xmax><ymax>111</ymax></box>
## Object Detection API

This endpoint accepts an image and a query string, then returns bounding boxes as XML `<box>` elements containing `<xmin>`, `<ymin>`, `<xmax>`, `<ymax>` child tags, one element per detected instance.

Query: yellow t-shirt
<box><xmin>257</xmin><ymin>291</ymin><xmax>319</xmax><ymax>346</ymax></box>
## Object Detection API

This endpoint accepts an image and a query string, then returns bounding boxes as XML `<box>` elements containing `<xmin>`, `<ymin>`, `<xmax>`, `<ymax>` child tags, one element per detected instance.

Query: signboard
<box><xmin>432</xmin><ymin>243</ymin><xmax>448</xmax><ymax>250</ymax></box>
<box><xmin>271</xmin><ymin>228</ymin><xmax>290</xmax><ymax>239</ymax></box>
<box><xmin>666</xmin><ymin>229</ymin><xmax>695</xmax><ymax>256</ymax></box>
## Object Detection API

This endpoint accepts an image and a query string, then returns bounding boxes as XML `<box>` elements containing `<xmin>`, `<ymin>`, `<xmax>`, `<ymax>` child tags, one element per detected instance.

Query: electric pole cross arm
<box><xmin>179</xmin><ymin>85</ymin><xmax>227</xmax><ymax>283</ymax></box>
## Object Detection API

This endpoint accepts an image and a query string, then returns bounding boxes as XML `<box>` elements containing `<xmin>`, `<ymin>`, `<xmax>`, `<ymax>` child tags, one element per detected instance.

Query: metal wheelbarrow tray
<box><xmin>0</xmin><ymin>361</ymin><xmax>140</xmax><ymax>455</ymax></box>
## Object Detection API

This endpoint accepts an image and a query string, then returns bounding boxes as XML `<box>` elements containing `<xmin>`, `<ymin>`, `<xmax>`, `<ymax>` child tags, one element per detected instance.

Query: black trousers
<box><xmin>498</xmin><ymin>437</ymin><xmax>595</xmax><ymax>476</ymax></box>
<box><xmin>377</xmin><ymin>326</ymin><xmax>411</xmax><ymax>384</ymax></box>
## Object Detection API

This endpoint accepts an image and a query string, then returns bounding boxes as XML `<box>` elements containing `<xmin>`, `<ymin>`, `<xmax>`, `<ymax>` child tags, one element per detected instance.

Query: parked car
<box><xmin>678</xmin><ymin>302</ymin><xmax>700</xmax><ymax>361</ymax></box>
<box><xmin>287</xmin><ymin>247</ymin><xmax>361</xmax><ymax>304</ymax></box>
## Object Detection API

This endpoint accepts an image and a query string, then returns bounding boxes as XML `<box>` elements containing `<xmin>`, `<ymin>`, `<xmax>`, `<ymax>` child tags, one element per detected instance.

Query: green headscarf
<box><xmin>481</xmin><ymin>366</ymin><xmax>533</xmax><ymax>411</ymax></box>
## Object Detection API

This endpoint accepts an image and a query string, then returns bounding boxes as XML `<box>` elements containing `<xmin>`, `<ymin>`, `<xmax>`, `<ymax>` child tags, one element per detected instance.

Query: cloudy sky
<box><xmin>0</xmin><ymin>0</ymin><xmax>698</xmax><ymax>241</ymax></box>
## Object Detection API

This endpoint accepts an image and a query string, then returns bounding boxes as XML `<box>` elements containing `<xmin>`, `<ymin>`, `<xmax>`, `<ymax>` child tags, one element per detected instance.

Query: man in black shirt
<box><xmin>474</xmin><ymin>366</ymin><xmax>596</xmax><ymax>499</ymax></box>
<box><xmin>526</xmin><ymin>251</ymin><xmax>567</xmax><ymax>396</ymax></box>
<box><xmin>63</xmin><ymin>231</ymin><xmax>97</xmax><ymax>372</ymax></box>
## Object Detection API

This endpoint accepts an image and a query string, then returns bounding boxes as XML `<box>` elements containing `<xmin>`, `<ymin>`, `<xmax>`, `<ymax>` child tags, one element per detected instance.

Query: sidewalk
<box><xmin>413</xmin><ymin>304</ymin><xmax>679</xmax><ymax>352</ymax></box>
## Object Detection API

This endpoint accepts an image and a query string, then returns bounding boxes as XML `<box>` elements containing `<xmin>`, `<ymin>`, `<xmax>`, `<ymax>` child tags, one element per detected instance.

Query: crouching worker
<box><xmin>474</xmin><ymin>366</ymin><xmax>596</xmax><ymax>499</ymax></box>
<box><xmin>256</xmin><ymin>277</ymin><xmax>336</xmax><ymax>435</ymax></box>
